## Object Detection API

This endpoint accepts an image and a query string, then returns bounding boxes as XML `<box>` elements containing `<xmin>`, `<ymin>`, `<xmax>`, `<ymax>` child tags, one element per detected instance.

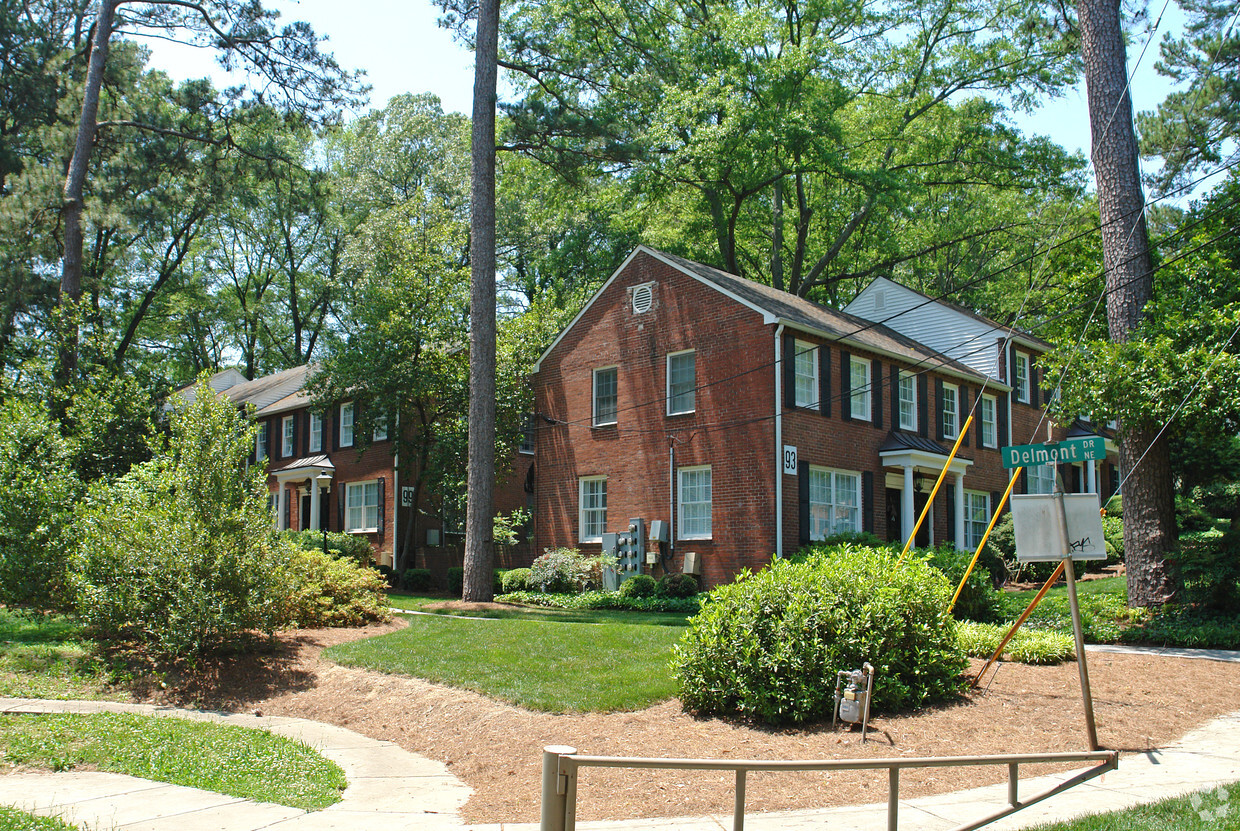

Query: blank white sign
<box><xmin>1011</xmin><ymin>493</ymin><xmax>1107</xmax><ymax>562</ymax></box>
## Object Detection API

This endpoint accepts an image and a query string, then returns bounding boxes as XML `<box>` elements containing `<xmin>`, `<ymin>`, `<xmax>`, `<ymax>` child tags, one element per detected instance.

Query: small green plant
<box><xmin>956</xmin><ymin>621</ymin><xmax>1074</xmax><ymax>664</ymax></box>
<box><xmin>399</xmin><ymin>568</ymin><xmax>433</xmax><ymax>592</ymax></box>
<box><xmin>674</xmin><ymin>543</ymin><xmax>967</xmax><ymax>723</ymax></box>
<box><xmin>493</xmin><ymin>507</ymin><xmax>531</xmax><ymax>547</ymax></box>
<box><xmin>0</xmin><ymin>805</ymin><xmax>79</xmax><ymax>831</ymax></box>
<box><xmin>502</xmin><ymin>567</ymin><xmax>532</xmax><ymax>593</ymax></box>
<box><xmin>657</xmin><ymin>573</ymin><xmax>698</xmax><ymax>598</ymax></box>
<box><xmin>497</xmin><ymin>589</ymin><xmax>700</xmax><ymax>614</ymax></box>
<box><xmin>921</xmin><ymin>543</ymin><xmax>999</xmax><ymax>622</ymax></box>
<box><xmin>619</xmin><ymin>574</ymin><xmax>657</xmax><ymax>598</ymax></box>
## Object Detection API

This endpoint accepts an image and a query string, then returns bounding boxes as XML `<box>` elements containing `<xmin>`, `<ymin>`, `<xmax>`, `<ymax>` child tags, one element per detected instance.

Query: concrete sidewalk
<box><xmin>2</xmin><ymin>695</ymin><xmax>1240</xmax><ymax>831</ymax></box>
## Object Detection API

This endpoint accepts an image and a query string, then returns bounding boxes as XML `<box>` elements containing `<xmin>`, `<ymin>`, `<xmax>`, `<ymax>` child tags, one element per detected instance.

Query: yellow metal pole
<box><xmin>947</xmin><ymin>467</ymin><xmax>1022</xmax><ymax>615</ymax></box>
<box><xmin>898</xmin><ymin>414</ymin><xmax>974</xmax><ymax>564</ymax></box>
<box><xmin>971</xmin><ymin>561</ymin><xmax>1066</xmax><ymax>689</ymax></box>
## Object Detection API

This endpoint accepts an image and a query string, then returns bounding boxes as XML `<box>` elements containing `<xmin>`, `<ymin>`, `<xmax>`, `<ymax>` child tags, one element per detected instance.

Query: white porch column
<box><xmin>277</xmin><ymin>482</ymin><xmax>289</xmax><ymax>531</ymax></box>
<box><xmin>954</xmin><ymin>474</ymin><xmax>966</xmax><ymax>551</ymax></box>
<box><xmin>309</xmin><ymin>477</ymin><xmax>321</xmax><ymax>531</ymax></box>
<box><xmin>1086</xmin><ymin>460</ymin><xmax>1098</xmax><ymax>494</ymax></box>
<box><xmin>902</xmin><ymin>466</ymin><xmax>915</xmax><ymax>544</ymax></box>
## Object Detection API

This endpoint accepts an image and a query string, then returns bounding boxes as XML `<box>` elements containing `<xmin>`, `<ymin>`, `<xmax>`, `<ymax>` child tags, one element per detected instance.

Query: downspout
<box><xmin>774</xmin><ymin>323</ymin><xmax>785</xmax><ymax>559</ymax></box>
<box><xmin>669</xmin><ymin>438</ymin><xmax>676</xmax><ymax>564</ymax></box>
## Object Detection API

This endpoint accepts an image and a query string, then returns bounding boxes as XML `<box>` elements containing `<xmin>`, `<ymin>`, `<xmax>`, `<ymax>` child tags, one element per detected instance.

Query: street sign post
<box><xmin>1001</xmin><ymin>436</ymin><xmax>1106</xmax><ymax>469</ymax></box>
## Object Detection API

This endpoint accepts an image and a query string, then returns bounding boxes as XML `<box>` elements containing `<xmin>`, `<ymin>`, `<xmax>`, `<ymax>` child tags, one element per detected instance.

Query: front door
<box><xmin>300</xmin><ymin>493</ymin><xmax>311</xmax><ymax>531</ymax></box>
<box><xmin>913</xmin><ymin>491</ymin><xmax>931</xmax><ymax>547</ymax></box>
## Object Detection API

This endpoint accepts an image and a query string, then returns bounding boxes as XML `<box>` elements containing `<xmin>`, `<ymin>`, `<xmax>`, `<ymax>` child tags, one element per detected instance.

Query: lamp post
<box><xmin>315</xmin><ymin>471</ymin><xmax>333</xmax><ymax>557</ymax></box>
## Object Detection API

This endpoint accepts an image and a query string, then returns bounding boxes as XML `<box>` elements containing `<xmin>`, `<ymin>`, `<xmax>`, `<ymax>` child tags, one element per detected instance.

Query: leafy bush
<box><xmin>501</xmin><ymin>568</ymin><xmax>532</xmax><ymax>593</ymax></box>
<box><xmin>1101</xmin><ymin>514</ymin><xmax>1124</xmax><ymax>561</ymax></box>
<box><xmin>282</xmin><ymin>530</ymin><xmax>374</xmax><ymax>566</ymax></box>
<box><xmin>497</xmin><ymin>590</ymin><xmax>701</xmax><ymax>614</ymax></box>
<box><xmin>276</xmin><ymin>545</ymin><xmax>391</xmax><ymax>627</ymax></box>
<box><xmin>71</xmin><ymin>377</ymin><xmax>285</xmax><ymax>659</ymax></box>
<box><xmin>1120</xmin><ymin>605</ymin><xmax>1240</xmax><ymax>649</ymax></box>
<box><xmin>529</xmin><ymin>547</ymin><xmax>611</xmax><ymax>593</ymax></box>
<box><xmin>619</xmin><ymin>574</ymin><xmax>657</xmax><ymax>598</ymax></box>
<box><xmin>955</xmin><ymin>621</ymin><xmax>1074</xmax><ymax>664</ymax></box>
<box><xmin>1172</xmin><ymin>530</ymin><xmax>1240</xmax><ymax>613</ymax></box>
<box><xmin>447</xmin><ymin>567</ymin><xmax>464</xmax><ymax>597</ymax></box>
<box><xmin>657</xmin><ymin>573</ymin><xmax>698</xmax><ymax>598</ymax></box>
<box><xmin>376</xmin><ymin>565</ymin><xmax>398</xmax><ymax>589</ymax></box>
<box><xmin>400</xmin><ymin>568</ymin><xmax>433</xmax><ymax>592</ymax></box>
<box><xmin>1176</xmin><ymin>496</ymin><xmax>1215</xmax><ymax>533</ymax></box>
<box><xmin>0</xmin><ymin>400</ymin><xmax>82</xmax><ymax>611</ymax></box>
<box><xmin>673</xmin><ymin>544</ymin><xmax>967</xmax><ymax>722</ymax></box>
<box><xmin>921</xmin><ymin>544</ymin><xmax>999</xmax><ymax>622</ymax></box>
<box><xmin>995</xmin><ymin>589</ymin><xmax>1133</xmax><ymax>643</ymax></box>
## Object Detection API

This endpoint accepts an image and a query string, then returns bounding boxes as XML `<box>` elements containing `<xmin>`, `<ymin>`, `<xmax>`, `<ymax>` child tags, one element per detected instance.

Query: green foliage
<box><xmin>0</xmin><ymin>609</ymin><xmax>119</xmax><ymax>701</ymax></box>
<box><xmin>619</xmin><ymin>574</ymin><xmax>658</xmax><ymax>598</ymax></box>
<box><xmin>657</xmin><ymin>573</ymin><xmax>698</xmax><ymax>598</ymax></box>
<box><xmin>0</xmin><ymin>806</ymin><xmax>78</xmax><ymax>831</ymax></box>
<box><xmin>673</xmin><ymin>544</ymin><xmax>967</xmax><ymax>723</ymax></box>
<box><xmin>922</xmin><ymin>544</ymin><xmax>999</xmax><ymax>622</ymax></box>
<box><xmin>0</xmin><ymin>399</ymin><xmax>82</xmax><ymax>611</ymax></box>
<box><xmin>1120</xmin><ymin>605</ymin><xmax>1240</xmax><ymax>649</ymax></box>
<box><xmin>399</xmin><ymin>568</ymin><xmax>433</xmax><ymax>592</ymax></box>
<box><xmin>1101</xmin><ymin>514</ymin><xmax>1124</xmax><ymax>561</ymax></box>
<box><xmin>501</xmin><ymin>567</ymin><xmax>533</xmax><ymax>593</ymax></box>
<box><xmin>955</xmin><ymin>621</ymin><xmax>1075</xmax><ymax>664</ymax></box>
<box><xmin>995</xmin><ymin>582</ymin><xmax>1136</xmax><ymax>643</ymax></box>
<box><xmin>275</xmin><ymin>544</ymin><xmax>391</xmax><ymax>628</ymax></box>
<box><xmin>493</xmin><ymin>508</ymin><xmax>530</xmax><ymax>547</ymax></box>
<box><xmin>497</xmin><ymin>590</ymin><xmax>701</xmax><ymax>615</ymax></box>
<box><xmin>1176</xmin><ymin>496</ymin><xmax>1216</xmax><ymax>533</ymax></box>
<box><xmin>447</xmin><ymin>567</ymin><xmax>464</xmax><ymax>597</ymax></box>
<box><xmin>282</xmin><ymin>529</ymin><xmax>376</xmax><ymax>566</ymax></box>
<box><xmin>71</xmin><ymin>376</ymin><xmax>285</xmax><ymax>659</ymax></box>
<box><xmin>529</xmin><ymin>547</ymin><xmax>611</xmax><ymax>593</ymax></box>
<box><xmin>1171</xmin><ymin>531</ymin><xmax>1240</xmax><ymax>613</ymax></box>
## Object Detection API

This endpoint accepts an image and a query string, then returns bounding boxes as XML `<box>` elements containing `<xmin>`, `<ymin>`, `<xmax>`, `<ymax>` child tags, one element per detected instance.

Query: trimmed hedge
<box><xmin>399</xmin><ymin>568</ymin><xmax>433</xmax><ymax>592</ymax></box>
<box><xmin>501</xmin><ymin>568</ymin><xmax>532</xmax><ymax>593</ymax></box>
<box><xmin>618</xmin><ymin>574</ymin><xmax>657</xmax><ymax>598</ymax></box>
<box><xmin>497</xmin><ymin>590</ymin><xmax>701</xmax><ymax>614</ymax></box>
<box><xmin>672</xmin><ymin>543</ymin><xmax>967</xmax><ymax>723</ymax></box>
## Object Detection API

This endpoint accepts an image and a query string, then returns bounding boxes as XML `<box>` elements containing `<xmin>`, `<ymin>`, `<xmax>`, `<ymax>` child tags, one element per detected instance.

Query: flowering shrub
<box><xmin>529</xmin><ymin>547</ymin><xmax>612</xmax><ymax>593</ymax></box>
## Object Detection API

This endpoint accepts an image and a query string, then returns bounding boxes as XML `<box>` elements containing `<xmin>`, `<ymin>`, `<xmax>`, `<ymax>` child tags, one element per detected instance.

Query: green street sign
<box><xmin>1002</xmin><ymin>436</ymin><xmax>1107</xmax><ymax>469</ymax></box>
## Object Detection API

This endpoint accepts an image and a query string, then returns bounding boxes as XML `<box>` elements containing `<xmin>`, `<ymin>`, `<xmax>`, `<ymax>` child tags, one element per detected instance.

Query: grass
<box><xmin>0</xmin><ymin>712</ymin><xmax>345</xmax><ymax>811</ymax></box>
<box><xmin>327</xmin><ymin>612</ymin><xmax>685</xmax><ymax>711</ymax></box>
<box><xmin>0</xmin><ymin>609</ymin><xmax>121</xmax><ymax>701</ymax></box>
<box><xmin>1029</xmin><ymin>780</ymin><xmax>1240</xmax><ymax>830</ymax></box>
<box><xmin>995</xmin><ymin>577</ymin><xmax>1134</xmax><ymax>643</ymax></box>
<box><xmin>0</xmin><ymin>806</ymin><xmax>77</xmax><ymax>831</ymax></box>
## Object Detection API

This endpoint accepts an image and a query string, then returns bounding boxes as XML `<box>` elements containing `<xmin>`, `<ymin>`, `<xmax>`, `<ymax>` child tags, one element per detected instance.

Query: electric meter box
<box><xmin>1011</xmin><ymin>493</ymin><xmax>1107</xmax><ymax>562</ymax></box>
<box><xmin>648</xmin><ymin>520</ymin><xmax>669</xmax><ymax>542</ymax></box>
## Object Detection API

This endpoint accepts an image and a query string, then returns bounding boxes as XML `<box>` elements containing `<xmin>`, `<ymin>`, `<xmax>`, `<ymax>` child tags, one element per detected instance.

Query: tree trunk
<box><xmin>58</xmin><ymin>0</ymin><xmax>118</xmax><ymax>387</ymax></box>
<box><xmin>462</xmin><ymin>0</ymin><xmax>500</xmax><ymax>603</ymax></box>
<box><xmin>1078</xmin><ymin>0</ymin><xmax>1177</xmax><ymax>606</ymax></box>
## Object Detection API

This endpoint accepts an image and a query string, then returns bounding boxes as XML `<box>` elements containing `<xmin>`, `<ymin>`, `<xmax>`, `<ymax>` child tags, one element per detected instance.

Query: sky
<box><xmin>141</xmin><ymin>0</ymin><xmax>1210</xmax><ymax>205</ymax></box>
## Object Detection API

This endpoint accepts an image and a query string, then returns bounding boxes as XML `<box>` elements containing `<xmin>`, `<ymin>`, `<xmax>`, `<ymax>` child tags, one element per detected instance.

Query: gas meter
<box><xmin>832</xmin><ymin>662</ymin><xmax>875</xmax><ymax>742</ymax></box>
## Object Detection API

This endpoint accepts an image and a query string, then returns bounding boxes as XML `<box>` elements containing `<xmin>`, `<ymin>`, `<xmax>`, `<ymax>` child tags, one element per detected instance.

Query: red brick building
<box><xmin>530</xmin><ymin>247</ymin><xmax>1115</xmax><ymax>588</ymax></box>
<box><xmin>185</xmin><ymin>365</ymin><xmax>534</xmax><ymax>571</ymax></box>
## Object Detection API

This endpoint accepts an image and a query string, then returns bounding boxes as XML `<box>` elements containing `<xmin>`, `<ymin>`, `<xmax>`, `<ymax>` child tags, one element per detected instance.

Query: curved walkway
<box><xmin>0</xmin><ymin>645</ymin><xmax>1238</xmax><ymax>831</ymax></box>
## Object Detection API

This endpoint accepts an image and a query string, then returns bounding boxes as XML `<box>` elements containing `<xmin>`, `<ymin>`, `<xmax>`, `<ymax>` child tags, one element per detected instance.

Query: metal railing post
<box><xmin>1008</xmin><ymin>763</ymin><xmax>1019</xmax><ymax>806</ymax></box>
<box><xmin>540</xmin><ymin>745</ymin><xmax>576</xmax><ymax>831</ymax></box>
<box><xmin>888</xmin><ymin>766</ymin><xmax>900</xmax><ymax>831</ymax></box>
<box><xmin>733</xmin><ymin>768</ymin><xmax>747</xmax><ymax>831</ymax></box>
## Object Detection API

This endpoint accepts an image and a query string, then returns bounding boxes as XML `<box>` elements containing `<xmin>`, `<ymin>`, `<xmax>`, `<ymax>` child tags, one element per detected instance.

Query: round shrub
<box><xmin>673</xmin><ymin>543</ymin><xmax>967</xmax><ymax>723</ymax></box>
<box><xmin>619</xmin><ymin>574</ymin><xmax>657</xmax><ymax>598</ymax></box>
<box><xmin>399</xmin><ymin>568</ymin><xmax>433</xmax><ymax>592</ymax></box>
<box><xmin>502</xmin><ymin>567</ymin><xmax>532</xmax><ymax>593</ymax></box>
<box><xmin>530</xmin><ymin>547</ymin><xmax>592</xmax><ymax>593</ymax></box>
<box><xmin>657</xmin><ymin>573</ymin><xmax>698</xmax><ymax>598</ymax></box>
<box><xmin>276</xmin><ymin>544</ymin><xmax>391</xmax><ymax>628</ymax></box>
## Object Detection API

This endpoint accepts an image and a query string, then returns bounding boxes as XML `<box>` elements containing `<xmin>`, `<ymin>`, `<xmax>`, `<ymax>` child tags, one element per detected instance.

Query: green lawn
<box><xmin>0</xmin><ymin>806</ymin><xmax>77</xmax><ymax>831</ymax></box>
<box><xmin>328</xmin><ymin>611</ymin><xmax>685</xmax><ymax>711</ymax></box>
<box><xmin>0</xmin><ymin>609</ymin><xmax>120</xmax><ymax>701</ymax></box>
<box><xmin>1029</xmin><ymin>780</ymin><xmax>1240</xmax><ymax>830</ymax></box>
<box><xmin>0</xmin><ymin>712</ymin><xmax>345</xmax><ymax>811</ymax></box>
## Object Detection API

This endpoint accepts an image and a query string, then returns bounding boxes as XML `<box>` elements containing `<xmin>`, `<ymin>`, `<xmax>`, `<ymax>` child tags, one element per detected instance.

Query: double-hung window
<box><xmin>980</xmin><ymin>394</ymin><xmax>997</xmax><ymax>448</ymax></box>
<box><xmin>339</xmin><ymin>402</ymin><xmax>355</xmax><ymax>447</ymax></box>
<box><xmin>1015</xmin><ymin>351</ymin><xmax>1031</xmax><ymax>403</ymax></box>
<box><xmin>255</xmin><ymin>422</ymin><xmax>268</xmax><ymax>461</ymax></box>
<box><xmin>345</xmin><ymin>480</ymin><xmax>379</xmax><ymax>532</ymax></box>
<box><xmin>850</xmin><ymin>357</ymin><xmax>871</xmax><ymax>420</ymax></box>
<box><xmin>579</xmin><ymin>476</ymin><xmax>607</xmax><ymax>542</ymax></box>
<box><xmin>1027</xmin><ymin>464</ymin><xmax>1055</xmax><ymax>494</ymax></box>
<box><xmin>373</xmin><ymin>413</ymin><xmax>388</xmax><ymax>442</ymax></box>
<box><xmin>593</xmin><ymin>367</ymin><xmax>618</xmax><ymax>426</ymax></box>
<box><xmin>965</xmin><ymin>491</ymin><xmax>990</xmax><ymax>549</ymax></box>
<box><xmin>667</xmin><ymin>350</ymin><xmax>695</xmax><ymax>415</ymax></box>
<box><xmin>281</xmin><ymin>415</ymin><xmax>295</xmax><ymax>457</ymax></box>
<box><xmin>308</xmin><ymin>413</ymin><xmax>323</xmax><ymax>453</ymax></box>
<box><xmin>519</xmin><ymin>415</ymin><xmax>535</xmax><ymax>455</ymax></box>
<box><xmin>809</xmin><ymin>467</ymin><xmax>861</xmax><ymax>539</ymax></box>
<box><xmin>942</xmin><ymin>383</ymin><xmax>959</xmax><ymax>439</ymax></box>
<box><xmin>898</xmin><ymin>371</ymin><xmax>917</xmax><ymax>431</ymax></box>
<box><xmin>678</xmin><ymin>466</ymin><xmax>712</xmax><ymax>539</ymax></box>
<box><xmin>793</xmin><ymin>340</ymin><xmax>818</xmax><ymax>409</ymax></box>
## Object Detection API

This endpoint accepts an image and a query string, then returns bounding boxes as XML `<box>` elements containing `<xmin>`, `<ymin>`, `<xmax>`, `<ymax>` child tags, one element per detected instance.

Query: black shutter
<box><xmin>918</xmin><ymin>374</ymin><xmax>929</xmax><ymax>438</ymax></box>
<box><xmin>783</xmin><ymin>333</ymin><xmax>796</xmax><ymax>409</ymax></box>
<box><xmin>840</xmin><ymin>351</ymin><xmax>852</xmax><ymax>421</ymax></box>
<box><xmin>1009</xmin><ymin>348</ymin><xmax>1019</xmax><ymax>404</ymax></box>
<box><xmin>945</xmin><ymin>486</ymin><xmax>957</xmax><ymax>545</ymax></box>
<box><xmin>959</xmin><ymin>385</ymin><xmax>970</xmax><ymax>447</ymax></box>
<box><xmin>377</xmin><ymin>477</ymin><xmax>386</xmax><ymax>534</ymax></box>
<box><xmin>1020</xmin><ymin>468</ymin><xmax>1028</xmax><ymax>493</ymax></box>
<box><xmin>331</xmin><ymin>406</ymin><xmax>339</xmax><ymax>451</ymax></box>
<box><xmin>991</xmin><ymin>490</ymin><xmax>1003</xmax><ymax>517</ymax></box>
<box><xmin>283</xmin><ymin>488</ymin><xmax>290</xmax><ymax>529</ymax></box>
<box><xmin>997</xmin><ymin>395</ymin><xmax>1009</xmax><ymax>448</ymax></box>
<box><xmin>798</xmin><ymin>461</ymin><xmax>811</xmax><ymax>546</ymax></box>
<box><xmin>872</xmin><ymin>362</ymin><xmax>883</xmax><ymax>428</ymax></box>
<box><xmin>935</xmin><ymin>379</ymin><xmax>945</xmax><ymax>441</ymax></box>
<box><xmin>862</xmin><ymin>471</ymin><xmax>874</xmax><ymax>533</ymax></box>
<box><xmin>338</xmin><ymin>483</ymin><xmax>346</xmax><ymax>530</ymax></box>
<box><xmin>819</xmin><ymin>345</ymin><xmax>832</xmax><ymax>417</ymax></box>
<box><xmin>890</xmin><ymin>365</ymin><xmax>900</xmax><ymax>429</ymax></box>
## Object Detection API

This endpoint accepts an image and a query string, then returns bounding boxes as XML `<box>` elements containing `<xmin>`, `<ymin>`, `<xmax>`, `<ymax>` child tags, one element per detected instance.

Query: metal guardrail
<box><xmin>540</xmin><ymin>745</ymin><xmax>1118</xmax><ymax>831</ymax></box>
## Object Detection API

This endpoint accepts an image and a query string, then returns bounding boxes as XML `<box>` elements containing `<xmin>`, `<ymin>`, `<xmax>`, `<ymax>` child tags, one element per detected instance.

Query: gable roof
<box><xmin>535</xmin><ymin>246</ymin><xmax>992</xmax><ymax>386</ymax></box>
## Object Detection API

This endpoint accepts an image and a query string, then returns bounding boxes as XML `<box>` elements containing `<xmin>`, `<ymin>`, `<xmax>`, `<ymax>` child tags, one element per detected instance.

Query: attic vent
<box><xmin>873</xmin><ymin>289</ymin><xmax>886</xmax><ymax>312</ymax></box>
<box><xmin>632</xmin><ymin>282</ymin><xmax>654</xmax><ymax>314</ymax></box>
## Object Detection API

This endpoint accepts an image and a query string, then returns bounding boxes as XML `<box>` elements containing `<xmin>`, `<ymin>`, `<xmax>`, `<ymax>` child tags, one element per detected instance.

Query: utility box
<box><xmin>683</xmin><ymin>551</ymin><xmax>700</xmax><ymax>575</ymax></box>
<box><xmin>648</xmin><ymin>520</ymin><xmax>669</xmax><ymax>543</ymax></box>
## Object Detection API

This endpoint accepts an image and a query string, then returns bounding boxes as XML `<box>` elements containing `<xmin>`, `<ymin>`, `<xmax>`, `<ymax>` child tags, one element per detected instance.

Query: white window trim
<box><xmin>1027</xmin><ymin>464</ymin><xmax>1055</xmax><ymax>495</ymax></box>
<box><xmin>308</xmin><ymin>412</ymin><xmax>323</xmax><ymax>453</ymax></box>
<box><xmin>980</xmin><ymin>394</ymin><xmax>997</xmax><ymax>448</ymax></box>
<box><xmin>1015</xmin><ymin>351</ymin><xmax>1031</xmax><ymax>403</ymax></box>
<box><xmin>850</xmin><ymin>357</ymin><xmax>871</xmax><ymax>421</ymax></box>
<box><xmin>519</xmin><ymin>415</ymin><xmax>535</xmax><ymax>455</ymax></box>
<box><xmin>281</xmin><ymin>414</ymin><xmax>295</xmax><ymax>457</ymax></box>
<box><xmin>898</xmin><ymin>371</ymin><xmax>917</xmax><ymax>431</ymax></box>
<box><xmin>344</xmin><ymin>479</ymin><xmax>380</xmax><ymax>533</ymax></box>
<box><xmin>942</xmin><ymin>383</ymin><xmax>959</xmax><ymax>440</ymax></box>
<box><xmin>793</xmin><ymin>340</ymin><xmax>818</xmax><ymax>410</ymax></box>
<box><xmin>964</xmin><ymin>491</ymin><xmax>990</xmax><ymax>549</ymax></box>
<box><xmin>339</xmin><ymin>401</ymin><xmax>355</xmax><ymax>447</ymax></box>
<box><xmin>256</xmin><ymin>422</ymin><xmax>268</xmax><ymax>461</ymax></box>
<box><xmin>579</xmin><ymin>476</ymin><xmax>607</xmax><ymax>543</ymax></box>
<box><xmin>373</xmin><ymin>412</ymin><xmax>389</xmax><ymax>442</ymax></box>
<box><xmin>678</xmin><ymin>465</ymin><xmax>713</xmax><ymax>540</ymax></box>
<box><xmin>808</xmin><ymin>466</ymin><xmax>862</xmax><ymax>540</ymax></box>
<box><xmin>667</xmin><ymin>349</ymin><xmax>696</xmax><ymax>416</ymax></box>
<box><xmin>592</xmin><ymin>366</ymin><xmax>618</xmax><ymax>427</ymax></box>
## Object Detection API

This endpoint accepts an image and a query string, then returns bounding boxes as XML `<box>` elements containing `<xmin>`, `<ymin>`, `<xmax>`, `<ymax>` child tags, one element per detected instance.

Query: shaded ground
<box><xmin>144</xmin><ymin>619</ymin><xmax>1240</xmax><ymax>824</ymax></box>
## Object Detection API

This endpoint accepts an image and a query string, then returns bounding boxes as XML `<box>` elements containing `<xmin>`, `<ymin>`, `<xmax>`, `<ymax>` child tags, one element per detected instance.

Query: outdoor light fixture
<box><xmin>316</xmin><ymin>471</ymin><xmax>333</xmax><ymax>556</ymax></box>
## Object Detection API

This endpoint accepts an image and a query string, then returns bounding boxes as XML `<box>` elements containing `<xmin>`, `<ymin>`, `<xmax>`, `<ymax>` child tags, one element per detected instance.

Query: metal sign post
<box><xmin>1056</xmin><ymin>493</ymin><xmax>1099</xmax><ymax>751</ymax></box>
